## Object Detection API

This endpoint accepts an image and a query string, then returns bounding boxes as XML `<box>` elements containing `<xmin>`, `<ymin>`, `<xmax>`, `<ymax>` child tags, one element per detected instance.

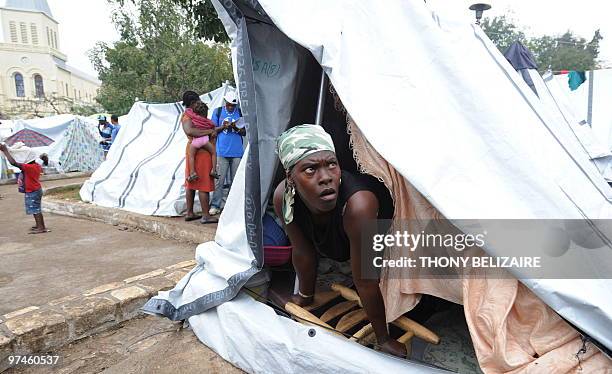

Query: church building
<box><xmin>0</xmin><ymin>0</ymin><xmax>101</xmax><ymax>118</ymax></box>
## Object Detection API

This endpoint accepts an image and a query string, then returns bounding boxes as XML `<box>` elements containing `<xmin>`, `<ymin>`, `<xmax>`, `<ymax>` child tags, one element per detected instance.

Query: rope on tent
<box><xmin>574</xmin><ymin>335</ymin><xmax>590</xmax><ymax>371</ymax></box>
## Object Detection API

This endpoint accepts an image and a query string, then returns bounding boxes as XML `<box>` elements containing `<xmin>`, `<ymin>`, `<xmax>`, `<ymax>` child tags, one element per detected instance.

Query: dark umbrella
<box><xmin>4</xmin><ymin>128</ymin><xmax>54</xmax><ymax>147</ymax></box>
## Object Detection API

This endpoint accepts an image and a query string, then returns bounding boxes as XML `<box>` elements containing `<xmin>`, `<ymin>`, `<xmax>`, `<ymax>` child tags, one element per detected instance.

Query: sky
<box><xmin>47</xmin><ymin>0</ymin><xmax>119</xmax><ymax>77</ymax></box>
<box><xmin>485</xmin><ymin>0</ymin><xmax>612</xmax><ymax>65</ymax></box>
<box><xmin>46</xmin><ymin>0</ymin><xmax>612</xmax><ymax>78</ymax></box>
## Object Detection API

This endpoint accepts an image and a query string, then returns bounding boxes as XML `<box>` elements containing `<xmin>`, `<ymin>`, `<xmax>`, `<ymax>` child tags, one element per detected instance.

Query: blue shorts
<box><xmin>25</xmin><ymin>189</ymin><xmax>43</xmax><ymax>215</ymax></box>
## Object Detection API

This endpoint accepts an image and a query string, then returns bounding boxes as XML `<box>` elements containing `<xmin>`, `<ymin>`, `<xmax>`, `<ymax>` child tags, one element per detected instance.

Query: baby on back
<box><xmin>186</xmin><ymin>102</ymin><xmax>215</xmax><ymax>131</ymax></box>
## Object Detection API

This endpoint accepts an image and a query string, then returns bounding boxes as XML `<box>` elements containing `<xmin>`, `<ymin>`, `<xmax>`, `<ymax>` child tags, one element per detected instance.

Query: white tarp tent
<box><xmin>0</xmin><ymin>114</ymin><xmax>104</xmax><ymax>178</ymax></box>
<box><xmin>0</xmin><ymin>120</ymin><xmax>14</xmax><ymax>139</ymax></box>
<box><xmin>503</xmin><ymin>41</ymin><xmax>612</xmax><ymax>182</ymax></box>
<box><xmin>144</xmin><ymin>1</ymin><xmax>612</xmax><ymax>372</ymax></box>
<box><xmin>543</xmin><ymin>73</ymin><xmax>612</xmax><ymax>159</ymax></box>
<box><xmin>553</xmin><ymin>69</ymin><xmax>612</xmax><ymax>151</ymax></box>
<box><xmin>80</xmin><ymin>83</ymin><xmax>236</xmax><ymax>216</ymax></box>
<box><xmin>0</xmin><ymin>120</ymin><xmax>15</xmax><ymax>179</ymax></box>
<box><xmin>539</xmin><ymin>71</ymin><xmax>612</xmax><ymax>181</ymax></box>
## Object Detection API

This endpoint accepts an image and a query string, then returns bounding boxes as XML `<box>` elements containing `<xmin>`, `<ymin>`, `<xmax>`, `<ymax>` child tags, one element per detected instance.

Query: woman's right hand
<box><xmin>291</xmin><ymin>293</ymin><xmax>314</xmax><ymax>307</ymax></box>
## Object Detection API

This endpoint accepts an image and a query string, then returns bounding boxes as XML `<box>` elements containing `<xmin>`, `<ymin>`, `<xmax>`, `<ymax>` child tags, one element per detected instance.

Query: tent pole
<box><xmin>315</xmin><ymin>70</ymin><xmax>328</xmax><ymax>125</ymax></box>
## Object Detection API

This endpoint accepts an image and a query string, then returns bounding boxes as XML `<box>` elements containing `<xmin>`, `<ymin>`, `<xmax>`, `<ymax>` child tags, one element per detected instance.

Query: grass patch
<box><xmin>46</xmin><ymin>184</ymin><xmax>82</xmax><ymax>201</ymax></box>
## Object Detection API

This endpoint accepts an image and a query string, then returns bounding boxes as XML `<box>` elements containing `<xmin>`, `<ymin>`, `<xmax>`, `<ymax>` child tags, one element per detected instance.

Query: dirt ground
<box><xmin>7</xmin><ymin>315</ymin><xmax>243</xmax><ymax>374</ymax></box>
<box><xmin>0</xmin><ymin>178</ymin><xmax>196</xmax><ymax>315</ymax></box>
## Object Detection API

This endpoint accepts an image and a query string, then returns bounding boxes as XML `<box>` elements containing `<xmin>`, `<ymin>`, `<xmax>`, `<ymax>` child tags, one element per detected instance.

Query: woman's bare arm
<box><xmin>0</xmin><ymin>144</ymin><xmax>19</xmax><ymax>167</ymax></box>
<box><xmin>273</xmin><ymin>181</ymin><xmax>318</xmax><ymax>304</ymax></box>
<box><xmin>344</xmin><ymin>190</ymin><xmax>406</xmax><ymax>357</ymax></box>
<box><xmin>182</xmin><ymin>116</ymin><xmax>215</xmax><ymax>137</ymax></box>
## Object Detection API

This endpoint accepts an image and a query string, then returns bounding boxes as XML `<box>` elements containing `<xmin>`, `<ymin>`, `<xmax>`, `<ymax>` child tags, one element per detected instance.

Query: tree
<box><xmin>481</xmin><ymin>15</ymin><xmax>526</xmax><ymax>54</ymax></box>
<box><xmin>70</xmin><ymin>102</ymin><xmax>102</xmax><ymax>117</ymax></box>
<box><xmin>89</xmin><ymin>0</ymin><xmax>233</xmax><ymax>114</ymax></box>
<box><xmin>482</xmin><ymin>16</ymin><xmax>603</xmax><ymax>73</ymax></box>
<box><xmin>7</xmin><ymin>93</ymin><xmax>101</xmax><ymax>118</ymax></box>
<box><xmin>173</xmin><ymin>0</ymin><xmax>229</xmax><ymax>43</ymax></box>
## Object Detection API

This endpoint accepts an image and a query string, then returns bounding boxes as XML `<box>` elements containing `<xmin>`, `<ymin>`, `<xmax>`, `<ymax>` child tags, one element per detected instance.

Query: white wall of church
<box><xmin>0</xmin><ymin>9</ymin><xmax>59</xmax><ymax>50</ymax></box>
<box><xmin>0</xmin><ymin>7</ymin><xmax>100</xmax><ymax>118</ymax></box>
<box><xmin>1</xmin><ymin>49</ymin><xmax>53</xmax><ymax>96</ymax></box>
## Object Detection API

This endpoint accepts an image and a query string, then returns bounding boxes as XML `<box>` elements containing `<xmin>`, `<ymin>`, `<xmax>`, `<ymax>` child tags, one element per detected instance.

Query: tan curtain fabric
<box><xmin>346</xmin><ymin>118</ymin><xmax>610</xmax><ymax>373</ymax></box>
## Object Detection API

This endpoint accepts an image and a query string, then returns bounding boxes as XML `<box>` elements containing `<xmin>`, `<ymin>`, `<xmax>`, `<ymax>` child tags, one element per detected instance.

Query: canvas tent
<box><xmin>543</xmin><ymin>72</ymin><xmax>612</xmax><ymax>158</ymax></box>
<box><xmin>79</xmin><ymin>83</ymin><xmax>236</xmax><ymax>216</ymax></box>
<box><xmin>143</xmin><ymin>1</ymin><xmax>612</xmax><ymax>372</ymax></box>
<box><xmin>0</xmin><ymin>121</ymin><xmax>14</xmax><ymax>179</ymax></box>
<box><xmin>553</xmin><ymin>69</ymin><xmax>612</xmax><ymax>152</ymax></box>
<box><xmin>504</xmin><ymin>41</ymin><xmax>612</xmax><ymax>182</ymax></box>
<box><xmin>0</xmin><ymin>114</ymin><xmax>104</xmax><ymax>178</ymax></box>
<box><xmin>0</xmin><ymin>120</ymin><xmax>15</xmax><ymax>139</ymax></box>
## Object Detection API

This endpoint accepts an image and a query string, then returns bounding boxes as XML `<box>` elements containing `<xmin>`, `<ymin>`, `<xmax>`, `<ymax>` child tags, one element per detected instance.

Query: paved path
<box><xmin>8</xmin><ymin>315</ymin><xmax>242</xmax><ymax>374</ymax></box>
<box><xmin>0</xmin><ymin>178</ymin><xmax>196</xmax><ymax>314</ymax></box>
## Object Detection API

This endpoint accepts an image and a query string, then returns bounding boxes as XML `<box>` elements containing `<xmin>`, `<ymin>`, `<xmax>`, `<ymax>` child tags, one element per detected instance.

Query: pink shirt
<box><xmin>185</xmin><ymin>108</ymin><xmax>215</xmax><ymax>130</ymax></box>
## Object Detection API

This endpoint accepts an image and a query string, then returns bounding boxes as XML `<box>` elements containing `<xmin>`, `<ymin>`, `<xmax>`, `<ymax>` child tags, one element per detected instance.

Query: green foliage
<box><xmin>89</xmin><ymin>0</ymin><xmax>233</xmax><ymax>114</ymax></box>
<box><xmin>481</xmin><ymin>15</ymin><xmax>526</xmax><ymax>53</ymax></box>
<box><xmin>70</xmin><ymin>102</ymin><xmax>103</xmax><ymax>117</ymax></box>
<box><xmin>482</xmin><ymin>16</ymin><xmax>603</xmax><ymax>73</ymax></box>
<box><xmin>173</xmin><ymin>0</ymin><xmax>229</xmax><ymax>43</ymax></box>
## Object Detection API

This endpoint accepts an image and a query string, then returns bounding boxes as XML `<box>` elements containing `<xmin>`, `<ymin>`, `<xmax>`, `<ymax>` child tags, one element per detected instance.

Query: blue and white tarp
<box><xmin>0</xmin><ymin>114</ymin><xmax>103</xmax><ymax>177</ymax></box>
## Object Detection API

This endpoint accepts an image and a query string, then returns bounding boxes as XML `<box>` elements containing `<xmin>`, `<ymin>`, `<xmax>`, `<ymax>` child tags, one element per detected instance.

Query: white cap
<box><xmin>224</xmin><ymin>91</ymin><xmax>238</xmax><ymax>105</ymax></box>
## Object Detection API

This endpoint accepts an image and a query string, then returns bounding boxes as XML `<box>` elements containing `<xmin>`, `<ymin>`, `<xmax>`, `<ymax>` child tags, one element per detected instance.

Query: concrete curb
<box><xmin>0</xmin><ymin>171</ymin><xmax>92</xmax><ymax>186</ymax></box>
<box><xmin>0</xmin><ymin>260</ymin><xmax>197</xmax><ymax>372</ymax></box>
<box><xmin>41</xmin><ymin>193</ymin><xmax>216</xmax><ymax>245</ymax></box>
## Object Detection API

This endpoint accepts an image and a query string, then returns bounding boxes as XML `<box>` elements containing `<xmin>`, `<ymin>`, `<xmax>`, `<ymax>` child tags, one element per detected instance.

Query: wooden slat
<box><xmin>397</xmin><ymin>330</ymin><xmax>414</xmax><ymax>344</ymax></box>
<box><xmin>320</xmin><ymin>300</ymin><xmax>358</xmax><ymax>323</ymax></box>
<box><xmin>336</xmin><ymin>308</ymin><xmax>367</xmax><ymax>333</ymax></box>
<box><xmin>285</xmin><ymin>302</ymin><xmax>334</xmax><ymax>330</ymax></box>
<box><xmin>360</xmin><ymin>331</ymin><xmax>377</xmax><ymax>346</ymax></box>
<box><xmin>349</xmin><ymin>323</ymin><xmax>373</xmax><ymax>342</ymax></box>
<box><xmin>331</xmin><ymin>283</ymin><xmax>362</xmax><ymax>307</ymax></box>
<box><xmin>392</xmin><ymin>316</ymin><xmax>440</xmax><ymax>345</ymax></box>
<box><xmin>302</xmin><ymin>290</ymin><xmax>340</xmax><ymax>311</ymax></box>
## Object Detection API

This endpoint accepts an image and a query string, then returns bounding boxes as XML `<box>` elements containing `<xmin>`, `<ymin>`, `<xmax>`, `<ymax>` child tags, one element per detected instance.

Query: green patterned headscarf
<box><xmin>277</xmin><ymin>124</ymin><xmax>335</xmax><ymax>171</ymax></box>
<box><xmin>276</xmin><ymin>124</ymin><xmax>336</xmax><ymax>224</ymax></box>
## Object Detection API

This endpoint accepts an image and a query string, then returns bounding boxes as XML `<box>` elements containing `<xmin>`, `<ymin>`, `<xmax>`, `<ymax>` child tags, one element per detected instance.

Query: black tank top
<box><xmin>292</xmin><ymin>170</ymin><xmax>394</xmax><ymax>261</ymax></box>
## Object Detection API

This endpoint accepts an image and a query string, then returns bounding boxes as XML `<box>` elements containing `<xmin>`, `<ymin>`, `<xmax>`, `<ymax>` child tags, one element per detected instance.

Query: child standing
<box><xmin>0</xmin><ymin>143</ymin><xmax>49</xmax><ymax>234</ymax></box>
<box><xmin>184</xmin><ymin>101</ymin><xmax>220</xmax><ymax>181</ymax></box>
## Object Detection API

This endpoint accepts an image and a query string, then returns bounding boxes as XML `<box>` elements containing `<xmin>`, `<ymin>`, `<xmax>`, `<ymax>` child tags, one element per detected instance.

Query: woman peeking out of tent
<box><xmin>273</xmin><ymin>124</ymin><xmax>404</xmax><ymax>357</ymax></box>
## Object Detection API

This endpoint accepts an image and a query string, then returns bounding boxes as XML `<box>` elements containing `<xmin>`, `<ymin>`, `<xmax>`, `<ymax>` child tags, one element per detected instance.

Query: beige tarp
<box><xmin>348</xmin><ymin>119</ymin><xmax>611</xmax><ymax>373</ymax></box>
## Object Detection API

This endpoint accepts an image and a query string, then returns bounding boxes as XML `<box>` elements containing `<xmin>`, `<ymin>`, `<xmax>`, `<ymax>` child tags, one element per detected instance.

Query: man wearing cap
<box><xmin>110</xmin><ymin>114</ymin><xmax>121</xmax><ymax>143</ymax></box>
<box><xmin>208</xmin><ymin>92</ymin><xmax>245</xmax><ymax>215</ymax></box>
<box><xmin>98</xmin><ymin>115</ymin><xmax>116</xmax><ymax>152</ymax></box>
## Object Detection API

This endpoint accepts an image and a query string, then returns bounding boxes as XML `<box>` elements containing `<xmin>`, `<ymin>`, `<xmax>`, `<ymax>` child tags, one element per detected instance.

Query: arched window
<box><xmin>14</xmin><ymin>73</ymin><xmax>25</xmax><ymax>97</ymax></box>
<box><xmin>34</xmin><ymin>74</ymin><xmax>44</xmax><ymax>98</ymax></box>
